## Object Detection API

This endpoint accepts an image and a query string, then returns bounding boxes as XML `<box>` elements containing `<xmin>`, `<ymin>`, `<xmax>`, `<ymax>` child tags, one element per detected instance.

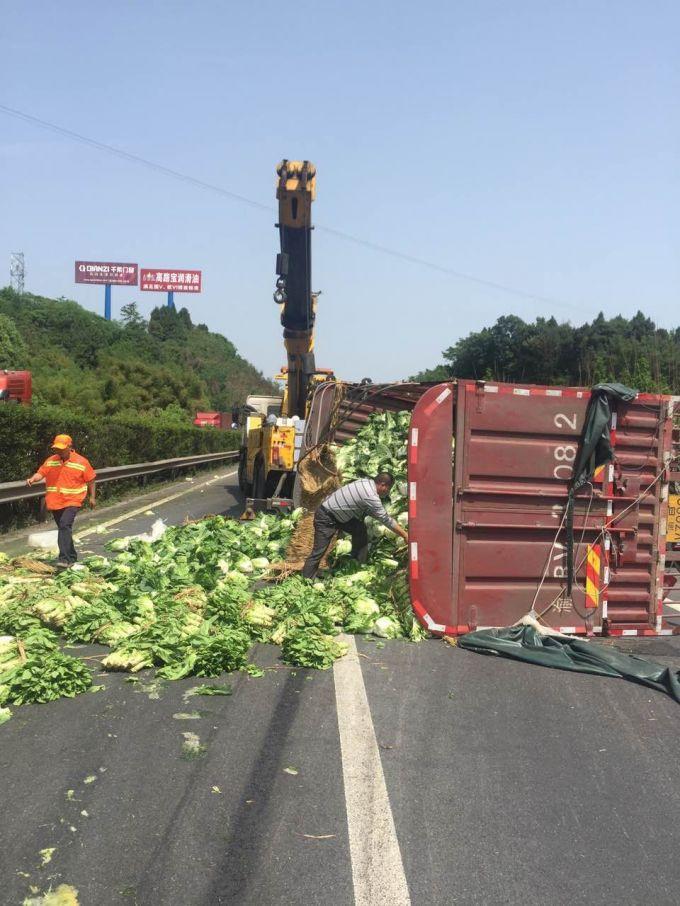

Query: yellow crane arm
<box><xmin>274</xmin><ymin>159</ymin><xmax>318</xmax><ymax>418</ymax></box>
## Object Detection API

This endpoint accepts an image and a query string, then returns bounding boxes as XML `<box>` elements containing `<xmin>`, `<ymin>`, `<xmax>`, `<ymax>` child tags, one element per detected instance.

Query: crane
<box><xmin>237</xmin><ymin>160</ymin><xmax>334</xmax><ymax>505</ymax></box>
<box><xmin>274</xmin><ymin>159</ymin><xmax>320</xmax><ymax>418</ymax></box>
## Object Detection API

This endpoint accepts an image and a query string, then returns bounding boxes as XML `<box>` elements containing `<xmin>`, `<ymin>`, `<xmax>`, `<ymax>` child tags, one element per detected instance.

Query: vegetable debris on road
<box><xmin>0</xmin><ymin>411</ymin><xmax>424</xmax><ymax>718</ymax></box>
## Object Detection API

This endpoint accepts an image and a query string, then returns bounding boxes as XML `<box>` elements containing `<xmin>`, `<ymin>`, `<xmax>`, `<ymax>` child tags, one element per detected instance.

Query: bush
<box><xmin>0</xmin><ymin>404</ymin><xmax>240</xmax><ymax>482</ymax></box>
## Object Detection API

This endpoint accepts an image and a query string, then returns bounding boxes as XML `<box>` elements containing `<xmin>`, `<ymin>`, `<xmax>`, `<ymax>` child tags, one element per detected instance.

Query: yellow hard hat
<box><xmin>51</xmin><ymin>434</ymin><xmax>73</xmax><ymax>450</ymax></box>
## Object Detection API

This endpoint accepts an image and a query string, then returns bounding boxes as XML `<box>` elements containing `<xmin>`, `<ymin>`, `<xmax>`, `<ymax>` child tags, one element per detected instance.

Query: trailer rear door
<box><xmin>408</xmin><ymin>381</ymin><xmax>675</xmax><ymax>637</ymax></box>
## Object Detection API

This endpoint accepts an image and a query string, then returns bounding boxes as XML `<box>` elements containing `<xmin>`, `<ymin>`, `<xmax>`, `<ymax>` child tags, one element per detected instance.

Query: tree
<box><xmin>410</xmin><ymin>364</ymin><xmax>451</xmax><ymax>382</ymax></box>
<box><xmin>0</xmin><ymin>313</ymin><xmax>28</xmax><ymax>368</ymax></box>
<box><xmin>119</xmin><ymin>302</ymin><xmax>146</xmax><ymax>330</ymax></box>
<box><xmin>177</xmin><ymin>307</ymin><xmax>193</xmax><ymax>330</ymax></box>
<box><xmin>151</xmin><ymin>402</ymin><xmax>192</xmax><ymax>425</ymax></box>
<box><xmin>148</xmin><ymin>306</ymin><xmax>190</xmax><ymax>342</ymax></box>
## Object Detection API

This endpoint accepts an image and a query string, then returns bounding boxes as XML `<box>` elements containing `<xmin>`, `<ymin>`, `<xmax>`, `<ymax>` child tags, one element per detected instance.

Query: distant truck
<box><xmin>193</xmin><ymin>412</ymin><xmax>233</xmax><ymax>430</ymax></box>
<box><xmin>0</xmin><ymin>370</ymin><xmax>32</xmax><ymax>404</ymax></box>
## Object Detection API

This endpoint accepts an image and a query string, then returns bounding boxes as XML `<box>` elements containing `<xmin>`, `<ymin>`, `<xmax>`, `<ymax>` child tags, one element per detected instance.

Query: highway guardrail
<box><xmin>0</xmin><ymin>450</ymin><xmax>239</xmax><ymax>506</ymax></box>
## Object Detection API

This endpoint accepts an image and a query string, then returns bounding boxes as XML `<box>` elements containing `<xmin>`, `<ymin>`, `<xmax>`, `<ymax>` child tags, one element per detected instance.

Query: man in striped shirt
<box><xmin>302</xmin><ymin>472</ymin><xmax>408</xmax><ymax>579</ymax></box>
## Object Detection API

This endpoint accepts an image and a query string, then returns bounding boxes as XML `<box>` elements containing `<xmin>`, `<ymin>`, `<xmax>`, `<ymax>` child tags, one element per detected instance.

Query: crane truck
<box><xmin>238</xmin><ymin>160</ymin><xmax>334</xmax><ymax>504</ymax></box>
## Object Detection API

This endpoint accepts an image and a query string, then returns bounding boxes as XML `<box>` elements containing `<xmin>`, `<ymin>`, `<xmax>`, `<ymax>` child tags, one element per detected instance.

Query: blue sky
<box><xmin>1</xmin><ymin>0</ymin><xmax>678</xmax><ymax>382</ymax></box>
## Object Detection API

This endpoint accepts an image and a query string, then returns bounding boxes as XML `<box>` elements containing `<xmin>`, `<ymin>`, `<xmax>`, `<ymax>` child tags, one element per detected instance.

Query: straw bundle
<box><xmin>9</xmin><ymin>557</ymin><xmax>56</xmax><ymax>575</ymax></box>
<box><xmin>285</xmin><ymin>444</ymin><xmax>341</xmax><ymax>566</ymax></box>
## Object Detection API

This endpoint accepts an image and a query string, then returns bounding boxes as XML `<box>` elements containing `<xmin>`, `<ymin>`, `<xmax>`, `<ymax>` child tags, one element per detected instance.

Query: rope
<box><xmin>299</xmin><ymin>380</ymin><xmax>412</xmax><ymax>466</ymax></box>
<box><xmin>530</xmin><ymin>505</ymin><xmax>569</xmax><ymax>613</ymax></box>
<box><xmin>530</xmin><ymin>465</ymin><xmax>667</xmax><ymax>624</ymax></box>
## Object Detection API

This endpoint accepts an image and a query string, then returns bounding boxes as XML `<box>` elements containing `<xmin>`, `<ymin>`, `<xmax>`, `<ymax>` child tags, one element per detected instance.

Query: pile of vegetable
<box><xmin>0</xmin><ymin>581</ymin><xmax>93</xmax><ymax>721</ymax></box>
<box><xmin>0</xmin><ymin>411</ymin><xmax>426</xmax><ymax>720</ymax></box>
<box><xmin>335</xmin><ymin>410</ymin><xmax>410</xmax><ymax>478</ymax></box>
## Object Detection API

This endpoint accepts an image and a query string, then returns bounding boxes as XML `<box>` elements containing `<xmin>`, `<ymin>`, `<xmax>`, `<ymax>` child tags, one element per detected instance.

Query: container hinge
<box><xmin>475</xmin><ymin>381</ymin><xmax>486</xmax><ymax>413</ymax></box>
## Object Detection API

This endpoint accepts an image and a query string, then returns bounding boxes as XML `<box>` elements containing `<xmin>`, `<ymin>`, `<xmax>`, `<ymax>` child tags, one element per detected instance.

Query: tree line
<box><xmin>413</xmin><ymin>312</ymin><xmax>680</xmax><ymax>392</ymax></box>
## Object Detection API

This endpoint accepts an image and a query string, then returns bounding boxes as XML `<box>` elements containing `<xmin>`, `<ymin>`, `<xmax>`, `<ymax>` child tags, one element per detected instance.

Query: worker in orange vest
<box><xmin>26</xmin><ymin>434</ymin><xmax>97</xmax><ymax>568</ymax></box>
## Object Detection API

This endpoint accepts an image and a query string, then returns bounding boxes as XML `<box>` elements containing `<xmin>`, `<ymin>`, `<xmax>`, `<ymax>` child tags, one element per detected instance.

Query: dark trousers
<box><xmin>302</xmin><ymin>507</ymin><xmax>368</xmax><ymax>579</ymax></box>
<box><xmin>51</xmin><ymin>506</ymin><xmax>79</xmax><ymax>563</ymax></box>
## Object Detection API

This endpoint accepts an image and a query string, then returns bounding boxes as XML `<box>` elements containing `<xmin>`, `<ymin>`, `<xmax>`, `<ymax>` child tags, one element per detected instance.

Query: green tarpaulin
<box><xmin>458</xmin><ymin>624</ymin><xmax>680</xmax><ymax>705</ymax></box>
<box><xmin>570</xmin><ymin>382</ymin><xmax>638</xmax><ymax>493</ymax></box>
<box><xmin>566</xmin><ymin>382</ymin><xmax>638</xmax><ymax>593</ymax></box>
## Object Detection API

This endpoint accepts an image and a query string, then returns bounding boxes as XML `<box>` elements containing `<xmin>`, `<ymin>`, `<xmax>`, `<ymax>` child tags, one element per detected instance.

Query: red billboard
<box><xmin>75</xmin><ymin>261</ymin><xmax>138</xmax><ymax>286</ymax></box>
<box><xmin>140</xmin><ymin>269</ymin><xmax>202</xmax><ymax>293</ymax></box>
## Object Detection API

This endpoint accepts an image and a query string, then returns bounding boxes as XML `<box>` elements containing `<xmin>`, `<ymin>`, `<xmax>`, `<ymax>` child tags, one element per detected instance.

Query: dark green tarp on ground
<box><xmin>458</xmin><ymin>624</ymin><xmax>680</xmax><ymax>705</ymax></box>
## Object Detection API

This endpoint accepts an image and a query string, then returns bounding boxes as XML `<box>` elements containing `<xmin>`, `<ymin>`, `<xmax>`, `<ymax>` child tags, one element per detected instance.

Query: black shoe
<box><xmin>55</xmin><ymin>559</ymin><xmax>71</xmax><ymax>569</ymax></box>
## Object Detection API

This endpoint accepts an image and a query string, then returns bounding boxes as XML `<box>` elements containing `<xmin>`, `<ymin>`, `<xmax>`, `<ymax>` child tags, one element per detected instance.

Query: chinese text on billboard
<box><xmin>75</xmin><ymin>262</ymin><xmax>138</xmax><ymax>286</ymax></box>
<box><xmin>139</xmin><ymin>269</ymin><xmax>202</xmax><ymax>293</ymax></box>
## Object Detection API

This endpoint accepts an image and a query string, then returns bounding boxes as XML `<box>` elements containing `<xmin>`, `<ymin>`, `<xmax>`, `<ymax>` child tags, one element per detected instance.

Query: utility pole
<box><xmin>9</xmin><ymin>252</ymin><xmax>25</xmax><ymax>296</ymax></box>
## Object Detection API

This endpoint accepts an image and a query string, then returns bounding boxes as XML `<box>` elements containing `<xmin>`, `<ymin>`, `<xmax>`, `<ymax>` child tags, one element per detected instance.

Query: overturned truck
<box><xmin>304</xmin><ymin>379</ymin><xmax>680</xmax><ymax>639</ymax></box>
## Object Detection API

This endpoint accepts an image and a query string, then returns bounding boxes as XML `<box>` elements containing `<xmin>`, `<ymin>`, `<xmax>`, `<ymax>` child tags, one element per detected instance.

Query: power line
<box><xmin>0</xmin><ymin>102</ymin><xmax>586</xmax><ymax>313</ymax></box>
<box><xmin>315</xmin><ymin>224</ymin><xmax>582</xmax><ymax>310</ymax></box>
<box><xmin>0</xmin><ymin>103</ymin><xmax>270</xmax><ymax>213</ymax></box>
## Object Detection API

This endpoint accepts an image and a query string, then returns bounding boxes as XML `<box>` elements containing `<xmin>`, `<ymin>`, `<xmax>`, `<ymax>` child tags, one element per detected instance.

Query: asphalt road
<box><xmin>1</xmin><ymin>470</ymin><xmax>680</xmax><ymax>905</ymax></box>
<box><xmin>0</xmin><ymin>464</ymin><xmax>242</xmax><ymax>560</ymax></box>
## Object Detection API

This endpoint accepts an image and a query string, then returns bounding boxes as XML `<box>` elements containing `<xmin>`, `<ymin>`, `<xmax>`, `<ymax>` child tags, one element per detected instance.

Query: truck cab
<box><xmin>238</xmin><ymin>394</ymin><xmax>290</xmax><ymax>498</ymax></box>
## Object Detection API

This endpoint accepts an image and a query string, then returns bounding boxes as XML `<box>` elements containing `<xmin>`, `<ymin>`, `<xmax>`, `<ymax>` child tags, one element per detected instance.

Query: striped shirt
<box><xmin>321</xmin><ymin>478</ymin><xmax>398</xmax><ymax>531</ymax></box>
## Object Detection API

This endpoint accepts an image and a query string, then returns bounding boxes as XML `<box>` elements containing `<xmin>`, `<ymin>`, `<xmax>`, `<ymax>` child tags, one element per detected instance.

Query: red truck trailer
<box><xmin>193</xmin><ymin>412</ymin><xmax>232</xmax><ymax>429</ymax></box>
<box><xmin>0</xmin><ymin>370</ymin><xmax>32</xmax><ymax>404</ymax></box>
<box><xmin>306</xmin><ymin>379</ymin><xmax>680</xmax><ymax>639</ymax></box>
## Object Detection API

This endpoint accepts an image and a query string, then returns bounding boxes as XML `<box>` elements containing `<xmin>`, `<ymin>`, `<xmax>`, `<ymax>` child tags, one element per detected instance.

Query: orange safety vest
<box><xmin>38</xmin><ymin>451</ymin><xmax>96</xmax><ymax>511</ymax></box>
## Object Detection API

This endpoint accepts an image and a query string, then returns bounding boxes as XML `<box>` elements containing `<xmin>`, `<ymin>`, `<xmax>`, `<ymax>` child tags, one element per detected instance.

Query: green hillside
<box><xmin>0</xmin><ymin>287</ymin><xmax>276</xmax><ymax>419</ymax></box>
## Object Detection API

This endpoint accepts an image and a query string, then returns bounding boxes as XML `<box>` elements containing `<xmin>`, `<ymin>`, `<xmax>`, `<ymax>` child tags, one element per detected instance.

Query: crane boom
<box><xmin>237</xmin><ymin>159</ymin><xmax>332</xmax><ymax>508</ymax></box>
<box><xmin>274</xmin><ymin>159</ymin><xmax>318</xmax><ymax>418</ymax></box>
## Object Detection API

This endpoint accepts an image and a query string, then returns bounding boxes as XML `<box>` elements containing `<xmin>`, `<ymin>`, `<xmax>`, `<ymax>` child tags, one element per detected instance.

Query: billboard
<box><xmin>75</xmin><ymin>261</ymin><xmax>138</xmax><ymax>286</ymax></box>
<box><xmin>140</xmin><ymin>269</ymin><xmax>202</xmax><ymax>293</ymax></box>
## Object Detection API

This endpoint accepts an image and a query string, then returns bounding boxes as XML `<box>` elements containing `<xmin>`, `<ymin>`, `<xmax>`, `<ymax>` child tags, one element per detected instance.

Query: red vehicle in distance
<box><xmin>0</xmin><ymin>370</ymin><xmax>32</xmax><ymax>404</ymax></box>
<box><xmin>193</xmin><ymin>412</ymin><xmax>233</xmax><ymax>430</ymax></box>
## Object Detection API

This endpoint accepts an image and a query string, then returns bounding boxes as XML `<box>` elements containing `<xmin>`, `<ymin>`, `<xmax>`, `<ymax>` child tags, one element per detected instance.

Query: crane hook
<box><xmin>274</xmin><ymin>277</ymin><xmax>287</xmax><ymax>304</ymax></box>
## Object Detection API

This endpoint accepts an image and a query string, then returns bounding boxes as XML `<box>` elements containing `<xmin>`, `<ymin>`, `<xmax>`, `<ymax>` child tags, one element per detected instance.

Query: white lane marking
<box><xmin>333</xmin><ymin>635</ymin><xmax>411</xmax><ymax>906</ymax></box>
<box><xmin>75</xmin><ymin>468</ymin><xmax>238</xmax><ymax>540</ymax></box>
